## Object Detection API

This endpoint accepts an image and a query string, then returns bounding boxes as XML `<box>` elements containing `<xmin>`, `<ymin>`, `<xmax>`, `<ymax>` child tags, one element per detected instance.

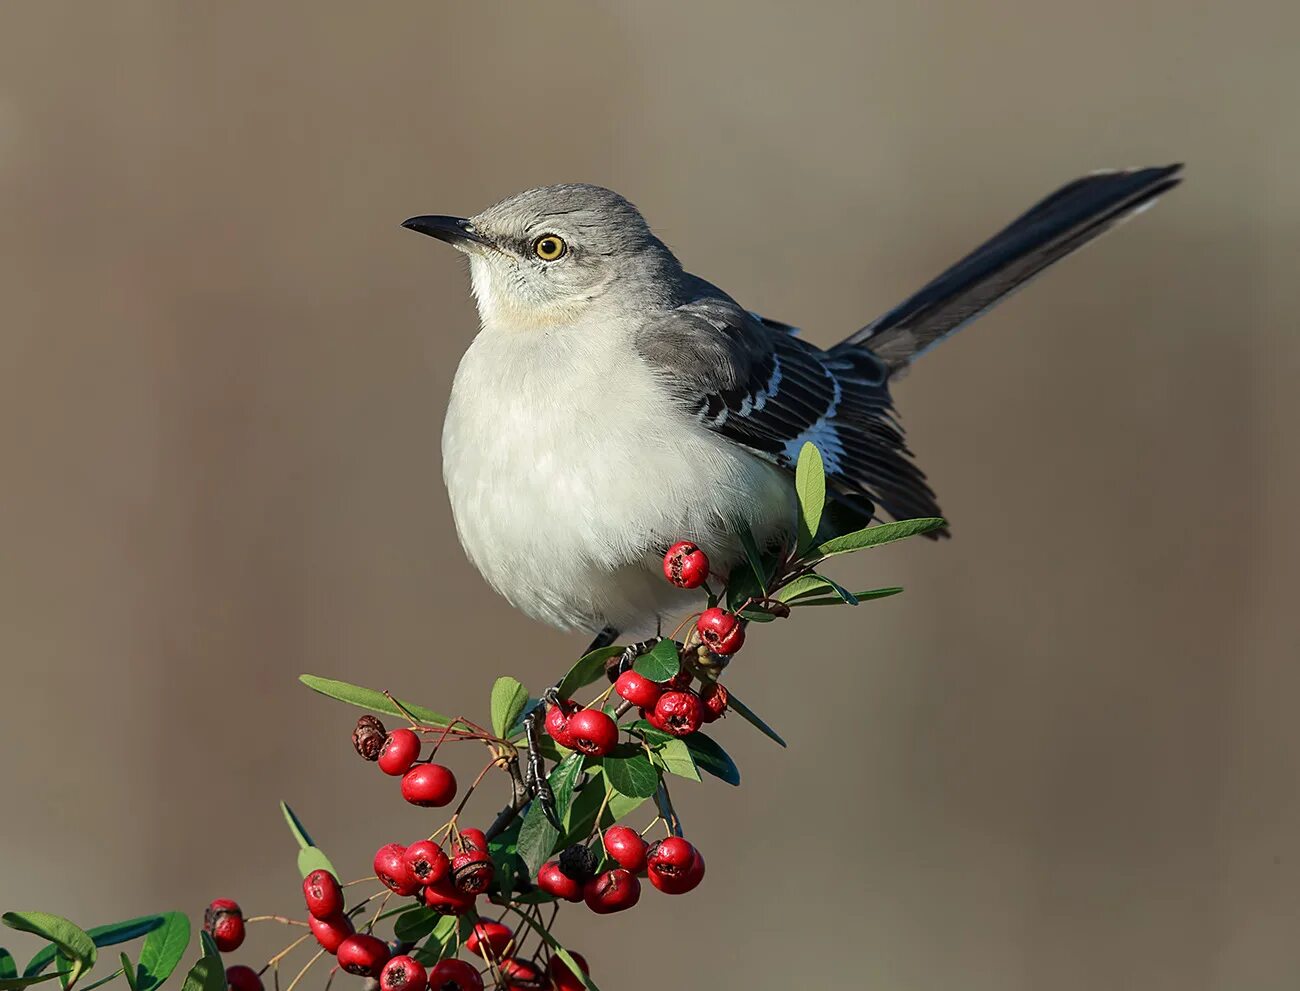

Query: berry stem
<box><xmin>244</xmin><ymin>916</ymin><xmax>309</xmax><ymax>927</ymax></box>
<box><xmin>281</xmin><ymin>949</ymin><xmax>325</xmax><ymax>991</ymax></box>
<box><xmin>260</xmin><ymin>933</ymin><xmax>311</xmax><ymax>974</ymax></box>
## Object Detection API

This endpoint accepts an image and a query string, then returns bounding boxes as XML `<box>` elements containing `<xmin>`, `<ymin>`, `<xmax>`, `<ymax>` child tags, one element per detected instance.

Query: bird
<box><xmin>403</xmin><ymin>165</ymin><xmax>1182</xmax><ymax>654</ymax></box>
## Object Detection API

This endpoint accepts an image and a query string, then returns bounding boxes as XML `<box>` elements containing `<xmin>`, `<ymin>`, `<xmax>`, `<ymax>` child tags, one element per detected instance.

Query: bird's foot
<box><xmin>522</xmin><ymin>707</ymin><xmax>557</xmax><ymax>826</ymax></box>
<box><xmin>604</xmin><ymin>637</ymin><xmax>663</xmax><ymax>681</ymax></box>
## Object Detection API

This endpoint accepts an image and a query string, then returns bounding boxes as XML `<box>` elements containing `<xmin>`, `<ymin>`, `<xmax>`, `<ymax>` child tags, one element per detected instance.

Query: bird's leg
<box><xmin>524</xmin><ymin>627</ymin><xmax>623</xmax><ymax>826</ymax></box>
<box><xmin>521</xmin><ymin>706</ymin><xmax>556</xmax><ymax>825</ymax></box>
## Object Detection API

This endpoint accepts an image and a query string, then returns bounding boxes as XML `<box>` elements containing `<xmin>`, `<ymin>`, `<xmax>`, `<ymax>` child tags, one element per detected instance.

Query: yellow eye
<box><xmin>532</xmin><ymin>234</ymin><xmax>566</xmax><ymax>261</ymax></box>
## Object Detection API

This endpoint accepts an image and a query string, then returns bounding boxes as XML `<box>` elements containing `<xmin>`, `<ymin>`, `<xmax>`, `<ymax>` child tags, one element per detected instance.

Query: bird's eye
<box><xmin>532</xmin><ymin>234</ymin><xmax>566</xmax><ymax>261</ymax></box>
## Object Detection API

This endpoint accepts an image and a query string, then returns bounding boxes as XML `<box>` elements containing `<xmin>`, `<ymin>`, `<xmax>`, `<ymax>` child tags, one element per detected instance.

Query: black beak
<box><xmin>400</xmin><ymin>215</ymin><xmax>491</xmax><ymax>247</ymax></box>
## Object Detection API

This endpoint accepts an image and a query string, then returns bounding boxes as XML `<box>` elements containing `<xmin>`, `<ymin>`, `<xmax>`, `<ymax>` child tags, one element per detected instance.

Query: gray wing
<box><xmin>635</xmin><ymin>296</ymin><xmax>945</xmax><ymax>531</ymax></box>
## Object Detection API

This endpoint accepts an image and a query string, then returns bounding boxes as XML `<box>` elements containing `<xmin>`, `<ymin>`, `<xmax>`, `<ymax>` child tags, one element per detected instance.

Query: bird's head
<box><xmin>403</xmin><ymin>184</ymin><xmax>682</xmax><ymax>330</ymax></box>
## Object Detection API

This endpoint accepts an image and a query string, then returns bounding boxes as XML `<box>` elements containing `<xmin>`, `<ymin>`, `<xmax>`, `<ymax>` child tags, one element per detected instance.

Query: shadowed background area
<box><xmin>1</xmin><ymin>2</ymin><xmax>1297</xmax><ymax>989</ymax></box>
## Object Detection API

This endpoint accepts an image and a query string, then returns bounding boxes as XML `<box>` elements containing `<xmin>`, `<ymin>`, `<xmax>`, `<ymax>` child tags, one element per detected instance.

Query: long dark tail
<box><xmin>841</xmin><ymin>164</ymin><xmax>1183</xmax><ymax>371</ymax></box>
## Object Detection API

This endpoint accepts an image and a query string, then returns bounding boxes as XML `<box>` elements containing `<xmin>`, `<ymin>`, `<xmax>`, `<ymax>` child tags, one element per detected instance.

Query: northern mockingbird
<box><xmin>403</xmin><ymin>165</ymin><xmax>1181</xmax><ymax>653</ymax></box>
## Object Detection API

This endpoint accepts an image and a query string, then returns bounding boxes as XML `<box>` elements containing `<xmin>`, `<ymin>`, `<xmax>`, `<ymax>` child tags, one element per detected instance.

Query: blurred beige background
<box><xmin>1</xmin><ymin>2</ymin><xmax>1297</xmax><ymax>989</ymax></box>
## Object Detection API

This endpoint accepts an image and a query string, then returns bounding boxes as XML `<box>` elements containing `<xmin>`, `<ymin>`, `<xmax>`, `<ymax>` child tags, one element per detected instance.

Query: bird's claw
<box><xmin>605</xmin><ymin>637</ymin><xmax>663</xmax><ymax>681</ymax></box>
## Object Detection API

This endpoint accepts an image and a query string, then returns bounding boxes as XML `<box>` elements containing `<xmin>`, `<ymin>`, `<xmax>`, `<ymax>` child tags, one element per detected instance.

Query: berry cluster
<box><xmin>193</xmin><ymin>459</ymin><xmax>939</xmax><ymax>991</ymax></box>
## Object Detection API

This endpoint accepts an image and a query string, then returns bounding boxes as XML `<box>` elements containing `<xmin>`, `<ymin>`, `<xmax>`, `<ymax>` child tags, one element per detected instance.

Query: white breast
<box><xmin>441</xmin><ymin>320</ymin><xmax>794</xmax><ymax>635</ymax></box>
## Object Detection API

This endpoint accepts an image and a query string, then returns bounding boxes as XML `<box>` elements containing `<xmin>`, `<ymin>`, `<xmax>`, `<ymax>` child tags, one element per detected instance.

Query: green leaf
<box><xmin>724</xmin><ymin>690</ymin><xmax>787</xmax><ymax>747</ymax></box>
<box><xmin>296</xmin><ymin>846</ymin><xmax>337</xmax><ymax>880</ymax></box>
<box><xmin>119</xmin><ymin>955</ymin><xmax>138</xmax><ymax>991</ymax></box>
<box><xmin>516</xmin><ymin>800</ymin><xmax>560</xmax><ymax>877</ymax></box>
<box><xmin>556</xmin><ymin>646</ymin><xmax>623</xmax><ymax>700</ymax></box>
<box><xmin>631</xmin><ymin>639</ymin><xmax>680</xmax><ymax>683</ymax></box>
<box><xmin>393</xmin><ymin>908</ymin><xmax>438</xmax><ymax>943</ymax></box>
<box><xmin>280</xmin><ymin>801</ymin><xmax>316</xmax><ymax>849</ymax></box>
<box><xmin>489</xmin><ymin>677</ymin><xmax>529</xmax><ymax>739</ymax></box>
<box><xmin>550</xmin><ymin>753</ymin><xmax>585</xmax><ymax>820</ymax></box>
<box><xmin>736</xmin><ymin>525</ymin><xmax>770</xmax><ymax>595</ymax></box>
<box><xmin>298</xmin><ymin>674</ymin><xmax>453</xmax><ymax>728</ymax></box>
<box><xmin>795</xmin><ymin>442</ymin><xmax>826</xmax><ymax>553</ymax></box>
<box><xmin>736</xmin><ymin>608</ymin><xmax>777</xmax><ymax>623</ymax></box>
<box><xmin>724</xmin><ymin>559</ymin><xmax>764</xmax><ymax>611</ymax></box>
<box><xmin>601</xmin><ymin>751</ymin><xmax>659</xmax><ymax>799</ymax></box>
<box><xmin>135</xmin><ymin>913</ymin><xmax>189</xmax><ymax>991</ymax></box>
<box><xmin>519</xmin><ymin>926</ymin><xmax>602</xmax><ymax>991</ymax></box>
<box><xmin>682</xmin><ymin>733</ymin><xmax>741</xmax><ymax>785</ymax></box>
<box><xmin>176</xmin><ymin>957</ymin><xmax>221</xmax><ymax>991</ymax></box>
<box><xmin>651</xmin><ymin>738</ymin><xmax>701</xmax><ymax>781</ymax></box>
<box><xmin>628</xmin><ymin>721</ymin><xmax>674</xmax><ymax>746</ymax></box>
<box><xmin>0</xmin><ymin>952</ymin><xmax>16</xmax><ymax>982</ymax></box>
<box><xmin>772</xmin><ymin>574</ymin><xmax>841</xmax><ymax>603</ymax></box>
<box><xmin>560</xmin><ymin>768</ymin><xmax>649</xmax><ymax>847</ymax></box>
<box><xmin>0</xmin><ymin>975</ymin><xmax>67</xmax><ymax>990</ymax></box>
<box><xmin>5</xmin><ymin>915</ymin><xmax>95</xmax><ymax>986</ymax></box>
<box><xmin>23</xmin><ymin>917</ymin><xmax>168</xmax><ymax>984</ymax></box>
<box><xmin>411</xmin><ymin>916</ymin><xmax>459</xmax><ymax>966</ymax></box>
<box><xmin>787</xmin><ymin>586</ymin><xmax>903</xmax><ymax>607</ymax></box>
<box><xmin>812</xmin><ymin>517</ymin><xmax>946</xmax><ymax>558</ymax></box>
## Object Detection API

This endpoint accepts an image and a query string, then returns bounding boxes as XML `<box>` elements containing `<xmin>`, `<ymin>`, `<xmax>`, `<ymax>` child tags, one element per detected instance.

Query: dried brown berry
<box><xmin>352</xmin><ymin>715</ymin><xmax>387</xmax><ymax>761</ymax></box>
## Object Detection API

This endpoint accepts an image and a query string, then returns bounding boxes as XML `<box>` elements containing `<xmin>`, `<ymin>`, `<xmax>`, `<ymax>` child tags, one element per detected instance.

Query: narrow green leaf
<box><xmin>795</xmin><ymin>442</ymin><xmax>827</xmax><ymax>553</ymax></box>
<box><xmin>5</xmin><ymin>915</ymin><xmax>95</xmax><ymax>986</ymax></box>
<box><xmin>516</xmin><ymin>800</ymin><xmax>561</xmax><ymax>878</ymax></box>
<box><xmin>682</xmin><ymin>733</ymin><xmax>741</xmax><ymax>786</ymax></box>
<box><xmin>651</xmin><ymin>738</ymin><xmax>701</xmax><ymax>781</ymax></box>
<box><xmin>787</xmin><ymin>586</ymin><xmax>903</xmax><ymax>607</ymax></box>
<box><xmin>297</xmin><ymin>846</ymin><xmax>337</xmax><ymax>880</ymax></box>
<box><xmin>631</xmin><ymin>639</ymin><xmax>680</xmax><ymax>683</ymax></box>
<box><xmin>736</xmin><ymin>526</ymin><xmax>769</xmax><ymax>595</ymax></box>
<box><xmin>0</xmin><ymin>975</ymin><xmax>67</xmax><ymax>990</ymax></box>
<box><xmin>736</xmin><ymin>608</ymin><xmax>777</xmax><ymax>623</ymax></box>
<box><xmin>772</xmin><ymin>574</ymin><xmax>840</xmax><ymax>603</ymax></box>
<box><xmin>628</xmin><ymin>721</ymin><xmax>674</xmax><ymax>746</ymax></box>
<box><xmin>280</xmin><ymin>801</ymin><xmax>316</xmax><ymax>850</ymax></box>
<box><xmin>524</xmin><ymin>928</ymin><xmax>602</xmax><ymax>991</ymax></box>
<box><xmin>135</xmin><ymin>913</ymin><xmax>189</xmax><ymax>991</ymax></box>
<box><xmin>812</xmin><ymin>517</ymin><xmax>946</xmax><ymax>558</ymax></box>
<box><xmin>550</xmin><ymin>753</ymin><xmax>585</xmax><ymax>820</ymax></box>
<box><xmin>724</xmin><ymin>690</ymin><xmax>788</xmax><ymax>747</ymax></box>
<box><xmin>556</xmin><ymin>646</ymin><xmax>623</xmax><ymax>700</ymax></box>
<box><xmin>393</xmin><ymin>908</ymin><xmax>438</xmax><ymax>943</ymax></box>
<box><xmin>119</xmin><ymin>955</ymin><xmax>138</xmax><ymax>991</ymax></box>
<box><xmin>601</xmin><ymin>752</ymin><xmax>659</xmax><ymax>799</ymax></box>
<box><xmin>489</xmin><ymin>677</ymin><xmax>529</xmax><ymax>740</ymax></box>
<box><xmin>0</xmin><ymin>952</ymin><xmax>17</xmax><ymax>982</ymax></box>
<box><xmin>298</xmin><ymin>675</ymin><xmax>453</xmax><ymax>728</ymax></box>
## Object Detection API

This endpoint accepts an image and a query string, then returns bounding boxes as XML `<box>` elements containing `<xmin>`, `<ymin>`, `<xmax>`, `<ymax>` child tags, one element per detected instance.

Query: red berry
<box><xmin>661</xmin><ymin>666</ymin><xmax>693</xmax><ymax>691</ymax></box>
<box><xmin>450</xmin><ymin>850</ymin><xmax>495</xmax><ymax>894</ymax></box>
<box><xmin>536</xmin><ymin>860</ymin><xmax>583</xmax><ymax>902</ymax></box>
<box><xmin>464</xmin><ymin>920</ymin><xmax>514</xmax><ymax>959</ymax></box>
<box><xmin>420</xmin><ymin>877</ymin><xmax>476</xmax><ymax>916</ymax></box>
<box><xmin>308</xmin><ymin>913</ymin><xmax>354</xmax><ymax>953</ymax></box>
<box><xmin>646</xmin><ymin>837</ymin><xmax>705</xmax><ymax>894</ymax></box>
<box><xmin>203</xmin><ymin>899</ymin><xmax>245</xmax><ymax>952</ymax></box>
<box><xmin>427</xmin><ymin>959</ymin><xmax>483</xmax><ymax>991</ymax></box>
<box><xmin>544</xmin><ymin>699</ymin><xmax>579</xmax><ymax>749</ymax></box>
<box><xmin>225</xmin><ymin>966</ymin><xmax>262</xmax><ymax>991</ymax></box>
<box><xmin>401</xmin><ymin>764</ymin><xmax>457</xmax><ymax>807</ymax></box>
<box><xmin>337</xmin><ymin>934</ymin><xmax>391</xmax><ymax>977</ymax></box>
<box><xmin>698</xmin><ymin>681</ymin><xmax>729</xmax><ymax>723</ymax></box>
<box><xmin>663</xmin><ymin>541</ymin><xmax>710</xmax><ymax>588</ymax></box>
<box><xmin>650</xmin><ymin>690</ymin><xmax>704</xmax><ymax>736</ymax></box>
<box><xmin>546</xmin><ymin>953</ymin><xmax>590</xmax><ymax>991</ymax></box>
<box><xmin>380</xmin><ymin>955</ymin><xmax>428</xmax><ymax>991</ymax></box>
<box><xmin>498</xmin><ymin>958</ymin><xmax>546</xmax><ymax>990</ymax></box>
<box><xmin>696</xmin><ymin>608</ymin><xmax>745</xmax><ymax>655</ymax></box>
<box><xmin>402</xmin><ymin>840</ymin><xmax>450</xmax><ymax>887</ymax></box>
<box><xmin>456</xmin><ymin>828</ymin><xmax>489</xmax><ymax>854</ymax></box>
<box><xmin>564</xmin><ymin>709</ymin><xmax>619</xmax><ymax>757</ymax></box>
<box><xmin>377</xmin><ymin>728</ymin><xmax>422</xmax><ymax>776</ymax></box>
<box><xmin>374</xmin><ymin>842</ymin><xmax>421</xmax><ymax>896</ymax></box>
<box><xmin>302</xmin><ymin>869</ymin><xmax>343</xmax><ymax>919</ymax></box>
<box><xmin>614</xmin><ymin>670</ymin><xmax>662</xmax><ymax>709</ymax></box>
<box><xmin>583</xmin><ymin>868</ymin><xmax>641</xmax><ymax>914</ymax></box>
<box><xmin>602</xmin><ymin>825</ymin><xmax>648</xmax><ymax>873</ymax></box>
